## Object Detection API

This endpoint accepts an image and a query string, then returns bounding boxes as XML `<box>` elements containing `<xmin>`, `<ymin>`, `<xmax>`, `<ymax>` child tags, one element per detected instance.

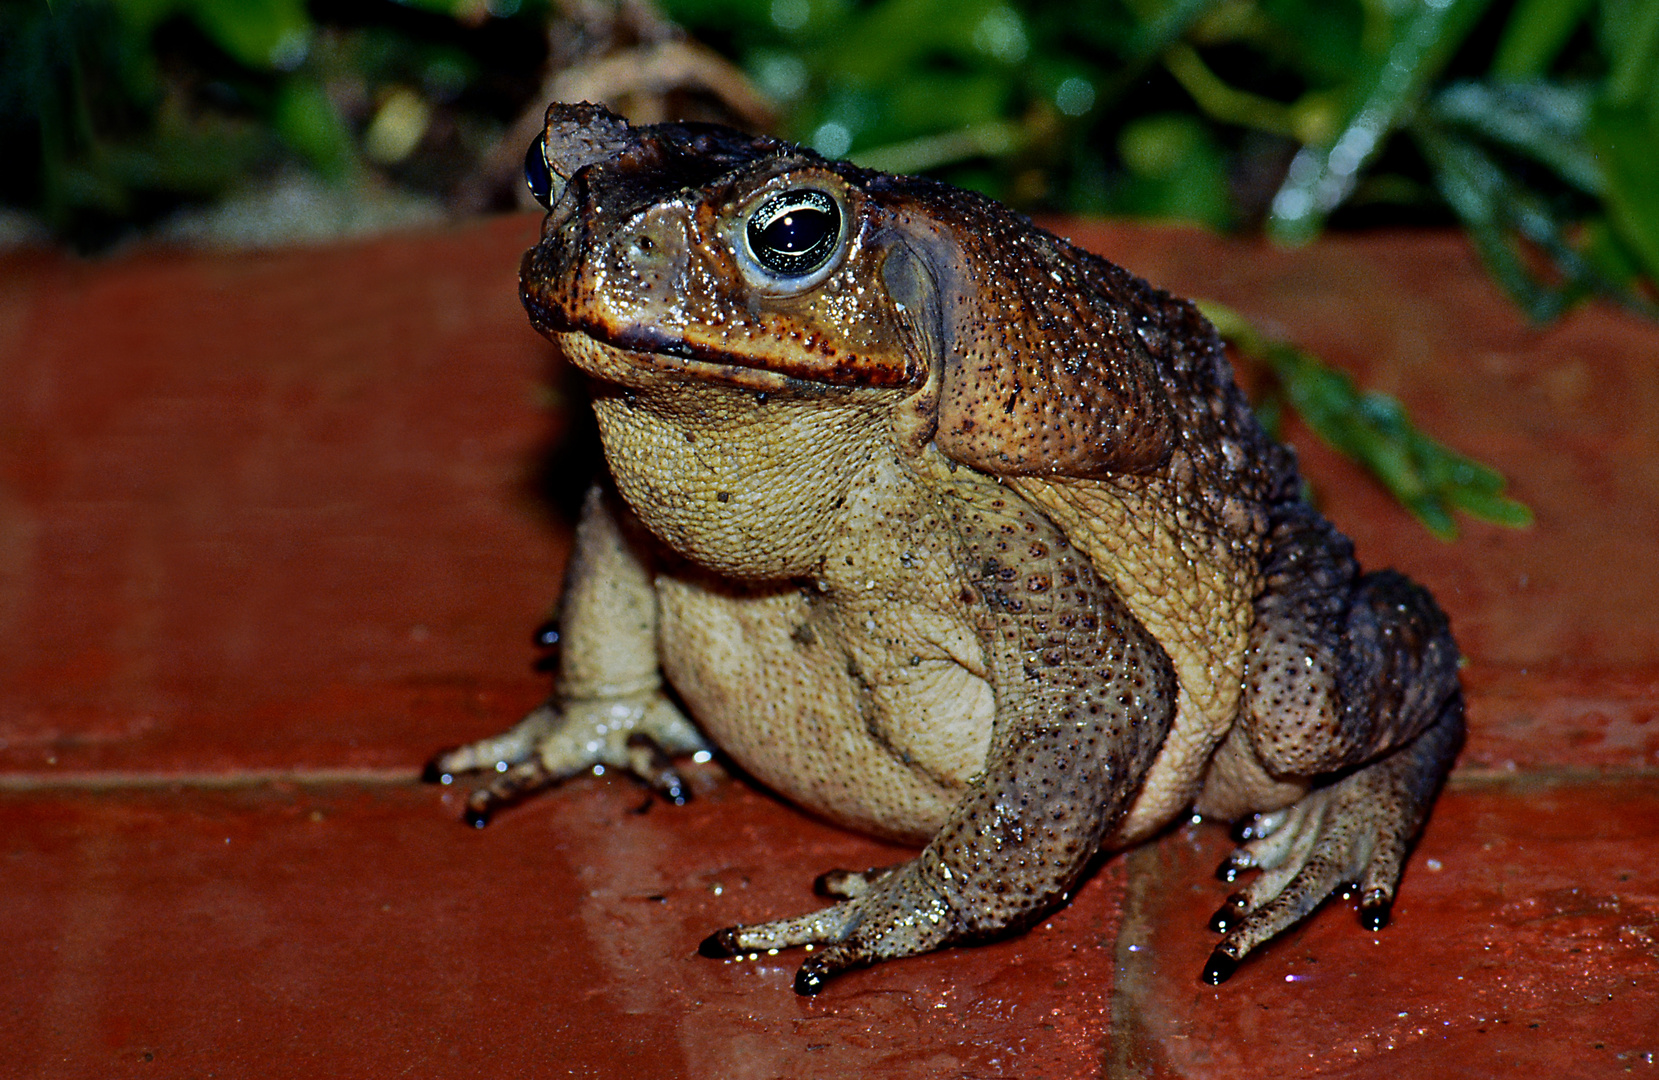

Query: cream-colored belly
<box><xmin>654</xmin><ymin>575</ymin><xmax>996</xmax><ymax>844</ymax></box>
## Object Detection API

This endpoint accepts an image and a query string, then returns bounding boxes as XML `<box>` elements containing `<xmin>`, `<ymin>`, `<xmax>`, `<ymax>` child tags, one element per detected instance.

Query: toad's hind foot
<box><xmin>700</xmin><ymin>852</ymin><xmax>969</xmax><ymax>996</ymax></box>
<box><xmin>423</xmin><ymin>693</ymin><xmax>708</xmax><ymax>825</ymax></box>
<box><xmin>1202</xmin><ymin>693</ymin><xmax>1462</xmax><ymax>984</ymax></box>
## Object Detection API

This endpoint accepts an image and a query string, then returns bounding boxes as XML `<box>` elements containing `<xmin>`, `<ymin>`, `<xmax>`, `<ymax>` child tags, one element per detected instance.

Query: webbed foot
<box><xmin>424</xmin><ymin>693</ymin><xmax>708</xmax><ymax>826</ymax></box>
<box><xmin>699</xmin><ymin>853</ymin><xmax>966</xmax><ymax>995</ymax></box>
<box><xmin>1200</xmin><ymin>703</ymin><xmax>1460</xmax><ymax>983</ymax></box>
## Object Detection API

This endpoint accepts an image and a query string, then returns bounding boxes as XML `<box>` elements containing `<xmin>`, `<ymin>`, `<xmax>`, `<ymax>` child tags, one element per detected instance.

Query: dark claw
<box><xmin>1214</xmin><ymin>856</ymin><xmax>1245</xmax><ymax>883</ymax></box>
<box><xmin>463</xmin><ymin>795</ymin><xmax>494</xmax><ymax>829</ymax></box>
<box><xmin>420</xmin><ymin>753</ymin><xmax>455</xmax><ymax>785</ymax></box>
<box><xmin>1359</xmin><ymin>898</ymin><xmax>1393</xmax><ymax>931</ymax></box>
<box><xmin>533</xmin><ymin>619</ymin><xmax>561</xmax><ymax>671</ymax></box>
<box><xmin>813</xmin><ymin>869</ymin><xmax>850</xmax><ymax>898</ymax></box>
<box><xmin>1208</xmin><ymin>894</ymin><xmax>1247</xmax><ymax>933</ymax></box>
<box><xmin>1229</xmin><ymin>817</ymin><xmax>1256</xmax><ymax>844</ymax></box>
<box><xmin>698</xmin><ymin>929</ymin><xmax>740</xmax><ymax>958</ymax></box>
<box><xmin>794</xmin><ymin>960</ymin><xmax>829</xmax><ymax>996</ymax></box>
<box><xmin>624</xmin><ymin>733</ymin><xmax>692</xmax><ymax>806</ymax></box>
<box><xmin>1201</xmin><ymin>950</ymin><xmax>1239</xmax><ymax>985</ymax></box>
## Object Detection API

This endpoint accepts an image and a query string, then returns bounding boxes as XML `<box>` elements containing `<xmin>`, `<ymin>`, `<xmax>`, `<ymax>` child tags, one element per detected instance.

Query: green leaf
<box><xmin>884</xmin><ymin>71</ymin><xmax>1012</xmax><ymax>135</ymax></box>
<box><xmin>820</xmin><ymin>0</ymin><xmax>1015</xmax><ymax>84</ymax></box>
<box><xmin>1600</xmin><ymin>0</ymin><xmax>1659</xmax><ymax>106</ymax></box>
<box><xmin>1114</xmin><ymin>112</ymin><xmax>1233</xmax><ymax>227</ymax></box>
<box><xmin>659</xmin><ymin>0</ymin><xmax>774</xmax><ymax>29</ymax></box>
<box><xmin>1429</xmin><ymin>80</ymin><xmax>1601</xmax><ymax>195</ymax></box>
<box><xmin>850</xmin><ymin>120</ymin><xmax>1018</xmax><ymax>173</ymax></box>
<box><xmin>1418</xmin><ymin>115</ymin><xmax>1659</xmax><ymax>319</ymax></box>
<box><xmin>187</xmin><ymin>0</ymin><xmax>312</xmax><ymax>70</ymax></box>
<box><xmin>1490</xmin><ymin>0</ymin><xmax>1594</xmax><ymax>78</ymax></box>
<box><xmin>1197</xmin><ymin>300</ymin><xmax>1533</xmax><ymax>539</ymax></box>
<box><xmin>1118</xmin><ymin>0</ymin><xmax>1224</xmax><ymax>65</ymax></box>
<box><xmin>1582</xmin><ymin>216</ymin><xmax>1646</xmax><ymax>285</ymax></box>
<box><xmin>272</xmin><ymin>75</ymin><xmax>354</xmax><ymax>179</ymax></box>
<box><xmin>1268</xmin><ymin>0</ymin><xmax>1495</xmax><ymax>244</ymax></box>
<box><xmin>106</xmin><ymin>0</ymin><xmax>189</xmax><ymax>34</ymax></box>
<box><xmin>1413</xmin><ymin>120</ymin><xmax>1568</xmax><ymax>320</ymax></box>
<box><xmin>1589</xmin><ymin>100</ymin><xmax>1659</xmax><ymax>282</ymax></box>
<box><xmin>1162</xmin><ymin>42</ymin><xmax>1300</xmax><ymax>138</ymax></box>
<box><xmin>1256</xmin><ymin>0</ymin><xmax>1366</xmax><ymax>84</ymax></box>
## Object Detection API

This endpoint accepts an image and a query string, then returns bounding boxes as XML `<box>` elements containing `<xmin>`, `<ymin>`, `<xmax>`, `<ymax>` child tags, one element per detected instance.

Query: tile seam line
<box><xmin>1446</xmin><ymin>763</ymin><xmax>1659</xmax><ymax>787</ymax></box>
<box><xmin>0</xmin><ymin>767</ymin><xmax>419</xmax><ymax>791</ymax></box>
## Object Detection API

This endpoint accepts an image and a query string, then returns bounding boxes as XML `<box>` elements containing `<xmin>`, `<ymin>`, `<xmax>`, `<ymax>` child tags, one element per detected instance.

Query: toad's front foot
<box><xmin>423</xmin><ymin>691</ymin><xmax>709</xmax><ymax>826</ymax></box>
<box><xmin>698</xmin><ymin>852</ymin><xmax>971</xmax><ymax>995</ymax></box>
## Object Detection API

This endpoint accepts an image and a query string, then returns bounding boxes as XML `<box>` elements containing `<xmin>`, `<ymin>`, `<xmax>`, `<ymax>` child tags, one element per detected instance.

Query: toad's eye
<box><xmin>745</xmin><ymin>189</ymin><xmax>841</xmax><ymax>277</ymax></box>
<box><xmin>525</xmin><ymin>133</ymin><xmax>552</xmax><ymax>209</ymax></box>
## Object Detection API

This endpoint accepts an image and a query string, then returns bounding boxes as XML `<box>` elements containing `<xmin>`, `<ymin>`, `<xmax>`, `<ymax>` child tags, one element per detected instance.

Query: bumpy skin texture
<box><xmin>427</xmin><ymin>102</ymin><xmax>1465</xmax><ymax>993</ymax></box>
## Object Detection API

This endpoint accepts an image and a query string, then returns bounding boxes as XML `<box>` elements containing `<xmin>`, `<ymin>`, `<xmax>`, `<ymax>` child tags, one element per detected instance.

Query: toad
<box><xmin>426</xmin><ymin>102</ymin><xmax>1463</xmax><ymax>994</ymax></box>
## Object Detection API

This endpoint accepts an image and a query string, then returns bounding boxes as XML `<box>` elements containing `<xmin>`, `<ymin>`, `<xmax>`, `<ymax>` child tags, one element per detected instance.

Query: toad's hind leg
<box><xmin>1195</xmin><ymin>507</ymin><xmax>1463</xmax><ymax>983</ymax></box>
<box><xmin>699</xmin><ymin>480</ymin><xmax>1176</xmax><ymax>994</ymax></box>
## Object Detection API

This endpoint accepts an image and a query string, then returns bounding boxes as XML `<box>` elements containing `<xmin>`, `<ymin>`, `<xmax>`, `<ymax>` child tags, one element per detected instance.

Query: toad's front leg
<box><xmin>425</xmin><ymin>484</ymin><xmax>707</xmax><ymax>823</ymax></box>
<box><xmin>702</xmin><ymin>487</ymin><xmax>1175</xmax><ymax>993</ymax></box>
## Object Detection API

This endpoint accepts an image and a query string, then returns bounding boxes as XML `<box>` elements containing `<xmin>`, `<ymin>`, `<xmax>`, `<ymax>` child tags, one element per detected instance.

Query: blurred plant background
<box><xmin>8</xmin><ymin>0</ymin><xmax>1656</xmax><ymax>319</ymax></box>
<box><xmin>686</xmin><ymin>0</ymin><xmax>1659</xmax><ymax>324</ymax></box>
<box><xmin>13</xmin><ymin>0</ymin><xmax>1631</xmax><ymax>532</ymax></box>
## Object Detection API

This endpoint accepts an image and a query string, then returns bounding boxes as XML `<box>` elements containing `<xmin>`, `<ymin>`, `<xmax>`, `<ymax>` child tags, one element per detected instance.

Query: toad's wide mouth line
<box><xmin>525</xmin><ymin>297</ymin><xmax>804</xmax><ymax>392</ymax></box>
<box><xmin>522</xmin><ymin>290</ymin><xmax>925</xmax><ymax>393</ymax></box>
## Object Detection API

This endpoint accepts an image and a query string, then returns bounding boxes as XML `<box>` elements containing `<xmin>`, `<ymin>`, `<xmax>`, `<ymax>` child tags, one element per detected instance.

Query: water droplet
<box><xmin>811</xmin><ymin>122</ymin><xmax>852</xmax><ymax>159</ymax></box>
<box><xmin>1055</xmin><ymin>77</ymin><xmax>1095</xmax><ymax>117</ymax></box>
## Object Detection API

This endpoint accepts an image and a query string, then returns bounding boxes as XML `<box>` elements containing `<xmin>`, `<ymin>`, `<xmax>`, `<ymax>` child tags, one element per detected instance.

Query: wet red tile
<box><xmin>1112</xmin><ymin>776</ymin><xmax>1659</xmax><ymax>1078</ymax></box>
<box><xmin>1</xmin><ymin>774</ymin><xmax>1120</xmax><ymax>1079</ymax></box>
<box><xmin>0</xmin><ymin>217</ymin><xmax>564</xmax><ymax>775</ymax></box>
<box><xmin>1460</xmin><ymin>664</ymin><xmax>1659</xmax><ymax>773</ymax></box>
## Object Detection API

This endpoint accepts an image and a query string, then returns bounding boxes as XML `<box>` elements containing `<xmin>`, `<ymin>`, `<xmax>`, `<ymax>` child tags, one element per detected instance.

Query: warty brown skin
<box><xmin>427</xmin><ymin>102</ymin><xmax>1464</xmax><ymax>994</ymax></box>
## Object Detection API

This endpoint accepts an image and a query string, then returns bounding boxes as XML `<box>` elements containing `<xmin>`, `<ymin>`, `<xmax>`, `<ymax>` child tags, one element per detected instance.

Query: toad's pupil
<box><xmin>524</xmin><ymin>134</ymin><xmax>552</xmax><ymax>209</ymax></box>
<box><xmin>747</xmin><ymin>190</ymin><xmax>840</xmax><ymax>275</ymax></box>
<box><xmin>764</xmin><ymin>210</ymin><xmax>829</xmax><ymax>253</ymax></box>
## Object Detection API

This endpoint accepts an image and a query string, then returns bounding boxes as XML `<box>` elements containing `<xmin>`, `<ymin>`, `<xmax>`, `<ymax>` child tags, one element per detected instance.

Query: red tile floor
<box><xmin>3</xmin><ymin>215</ymin><xmax>1655</xmax><ymax>1078</ymax></box>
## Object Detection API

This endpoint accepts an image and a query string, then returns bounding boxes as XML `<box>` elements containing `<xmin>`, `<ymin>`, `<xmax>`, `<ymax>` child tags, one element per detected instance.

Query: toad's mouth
<box><xmin>523</xmin><ymin>293</ymin><xmax>818</xmax><ymax>393</ymax></box>
<box><xmin>537</xmin><ymin>316</ymin><xmax>871</xmax><ymax>401</ymax></box>
<box><xmin>521</xmin><ymin>270</ymin><xmax>926</xmax><ymax>393</ymax></box>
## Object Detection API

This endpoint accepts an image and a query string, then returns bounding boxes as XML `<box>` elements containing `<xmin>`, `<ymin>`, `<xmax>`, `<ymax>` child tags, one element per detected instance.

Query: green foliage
<box><xmin>1200</xmin><ymin>301</ymin><xmax>1533</xmax><ymax>539</ymax></box>
<box><xmin>1</xmin><ymin>0</ymin><xmax>547</xmax><ymax>246</ymax></box>
<box><xmin>10</xmin><ymin>0</ymin><xmax>1654</xmax><ymax>316</ymax></box>
<box><xmin>664</xmin><ymin>0</ymin><xmax>1656</xmax><ymax>319</ymax></box>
